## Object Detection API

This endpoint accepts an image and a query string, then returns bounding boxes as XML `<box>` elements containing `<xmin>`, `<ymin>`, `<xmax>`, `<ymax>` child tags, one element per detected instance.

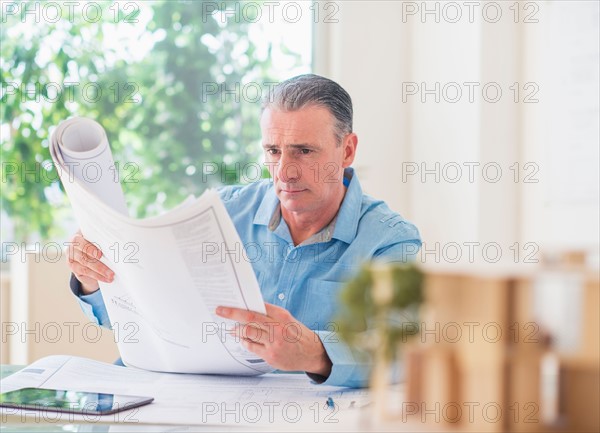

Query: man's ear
<box><xmin>342</xmin><ymin>133</ymin><xmax>358</xmax><ymax>168</ymax></box>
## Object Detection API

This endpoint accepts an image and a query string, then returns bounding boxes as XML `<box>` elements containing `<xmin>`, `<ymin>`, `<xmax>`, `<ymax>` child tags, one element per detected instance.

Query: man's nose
<box><xmin>277</xmin><ymin>153</ymin><xmax>301</xmax><ymax>183</ymax></box>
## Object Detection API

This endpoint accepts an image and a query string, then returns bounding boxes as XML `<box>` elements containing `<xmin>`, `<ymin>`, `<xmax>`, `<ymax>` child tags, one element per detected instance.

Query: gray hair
<box><xmin>261</xmin><ymin>74</ymin><xmax>353</xmax><ymax>146</ymax></box>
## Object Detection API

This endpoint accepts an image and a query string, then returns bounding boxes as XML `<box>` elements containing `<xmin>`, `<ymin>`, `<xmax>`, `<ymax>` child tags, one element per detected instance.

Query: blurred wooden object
<box><xmin>557</xmin><ymin>271</ymin><xmax>599</xmax><ymax>433</ymax></box>
<box><xmin>559</xmin><ymin>358</ymin><xmax>600</xmax><ymax>432</ymax></box>
<box><xmin>580</xmin><ymin>272</ymin><xmax>599</xmax><ymax>362</ymax></box>
<box><xmin>402</xmin><ymin>256</ymin><xmax>599</xmax><ymax>433</ymax></box>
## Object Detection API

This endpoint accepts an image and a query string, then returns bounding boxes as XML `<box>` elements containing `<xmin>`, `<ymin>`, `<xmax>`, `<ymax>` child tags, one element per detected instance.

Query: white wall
<box><xmin>5</xmin><ymin>253</ymin><xmax>119</xmax><ymax>365</ymax></box>
<box><xmin>314</xmin><ymin>1</ymin><xmax>599</xmax><ymax>264</ymax></box>
<box><xmin>521</xmin><ymin>1</ymin><xmax>600</xmax><ymax>250</ymax></box>
<box><xmin>314</xmin><ymin>1</ymin><xmax>412</xmax><ymax>216</ymax></box>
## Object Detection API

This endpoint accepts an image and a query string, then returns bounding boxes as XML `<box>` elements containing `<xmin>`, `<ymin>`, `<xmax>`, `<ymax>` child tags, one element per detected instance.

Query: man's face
<box><xmin>261</xmin><ymin>105</ymin><xmax>357</xmax><ymax>215</ymax></box>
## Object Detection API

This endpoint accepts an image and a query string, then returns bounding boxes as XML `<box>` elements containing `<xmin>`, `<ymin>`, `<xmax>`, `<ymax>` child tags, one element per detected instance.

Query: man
<box><xmin>68</xmin><ymin>74</ymin><xmax>421</xmax><ymax>387</ymax></box>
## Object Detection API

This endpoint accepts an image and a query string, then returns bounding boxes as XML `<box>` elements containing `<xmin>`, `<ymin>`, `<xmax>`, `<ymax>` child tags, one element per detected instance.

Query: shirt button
<box><xmin>278</xmin><ymin>293</ymin><xmax>285</xmax><ymax>301</ymax></box>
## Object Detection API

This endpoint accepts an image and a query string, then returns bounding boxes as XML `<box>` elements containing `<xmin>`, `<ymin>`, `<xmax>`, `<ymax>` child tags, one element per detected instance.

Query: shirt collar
<box><xmin>330</xmin><ymin>167</ymin><xmax>362</xmax><ymax>244</ymax></box>
<box><xmin>253</xmin><ymin>182</ymin><xmax>280</xmax><ymax>226</ymax></box>
<box><xmin>253</xmin><ymin>167</ymin><xmax>362</xmax><ymax>245</ymax></box>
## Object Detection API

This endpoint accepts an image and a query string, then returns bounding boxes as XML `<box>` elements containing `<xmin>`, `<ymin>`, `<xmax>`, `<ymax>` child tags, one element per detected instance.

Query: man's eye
<box><xmin>300</xmin><ymin>149</ymin><xmax>312</xmax><ymax>155</ymax></box>
<box><xmin>267</xmin><ymin>149</ymin><xmax>280</xmax><ymax>155</ymax></box>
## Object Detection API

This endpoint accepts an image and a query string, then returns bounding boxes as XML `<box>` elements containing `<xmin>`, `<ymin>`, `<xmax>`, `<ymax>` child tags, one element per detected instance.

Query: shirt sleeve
<box><xmin>69</xmin><ymin>273</ymin><xmax>112</xmax><ymax>329</ymax></box>
<box><xmin>374</xmin><ymin>239</ymin><xmax>422</xmax><ymax>263</ymax></box>
<box><xmin>306</xmin><ymin>240</ymin><xmax>422</xmax><ymax>388</ymax></box>
<box><xmin>306</xmin><ymin>330</ymin><xmax>371</xmax><ymax>388</ymax></box>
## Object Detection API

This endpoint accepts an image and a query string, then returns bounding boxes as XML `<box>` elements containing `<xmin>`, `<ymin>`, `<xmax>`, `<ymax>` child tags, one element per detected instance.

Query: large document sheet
<box><xmin>0</xmin><ymin>356</ymin><xmax>370</xmax><ymax>427</ymax></box>
<box><xmin>50</xmin><ymin>117</ymin><xmax>271</xmax><ymax>375</ymax></box>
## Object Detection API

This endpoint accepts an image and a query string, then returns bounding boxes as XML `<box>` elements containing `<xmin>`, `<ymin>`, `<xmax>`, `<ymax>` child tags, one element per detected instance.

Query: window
<box><xmin>1</xmin><ymin>0</ymin><xmax>312</xmax><ymax>247</ymax></box>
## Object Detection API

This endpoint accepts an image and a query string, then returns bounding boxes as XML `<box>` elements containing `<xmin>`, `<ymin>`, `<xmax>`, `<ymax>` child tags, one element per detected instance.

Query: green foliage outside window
<box><xmin>1</xmin><ymin>1</ymin><xmax>301</xmax><ymax>241</ymax></box>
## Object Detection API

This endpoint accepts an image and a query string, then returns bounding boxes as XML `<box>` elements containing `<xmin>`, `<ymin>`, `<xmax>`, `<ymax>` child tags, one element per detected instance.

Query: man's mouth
<box><xmin>280</xmin><ymin>187</ymin><xmax>307</xmax><ymax>194</ymax></box>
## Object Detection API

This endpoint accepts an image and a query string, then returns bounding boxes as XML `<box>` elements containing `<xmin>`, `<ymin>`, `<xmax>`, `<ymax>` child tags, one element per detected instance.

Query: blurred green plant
<box><xmin>1</xmin><ymin>0</ymin><xmax>294</xmax><ymax>241</ymax></box>
<box><xmin>336</xmin><ymin>263</ymin><xmax>424</xmax><ymax>362</ymax></box>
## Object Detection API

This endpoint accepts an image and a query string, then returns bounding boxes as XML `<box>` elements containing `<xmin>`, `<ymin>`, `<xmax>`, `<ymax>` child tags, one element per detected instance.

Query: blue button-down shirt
<box><xmin>75</xmin><ymin>168</ymin><xmax>421</xmax><ymax>387</ymax></box>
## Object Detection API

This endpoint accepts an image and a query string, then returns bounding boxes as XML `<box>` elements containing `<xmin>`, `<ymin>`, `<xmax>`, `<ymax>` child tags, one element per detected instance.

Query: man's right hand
<box><xmin>67</xmin><ymin>231</ymin><xmax>114</xmax><ymax>295</ymax></box>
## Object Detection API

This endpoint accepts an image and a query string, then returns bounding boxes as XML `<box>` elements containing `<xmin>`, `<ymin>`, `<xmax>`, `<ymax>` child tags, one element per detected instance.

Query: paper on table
<box><xmin>0</xmin><ymin>356</ymin><xmax>371</xmax><ymax>427</ymax></box>
<box><xmin>50</xmin><ymin>117</ymin><xmax>271</xmax><ymax>375</ymax></box>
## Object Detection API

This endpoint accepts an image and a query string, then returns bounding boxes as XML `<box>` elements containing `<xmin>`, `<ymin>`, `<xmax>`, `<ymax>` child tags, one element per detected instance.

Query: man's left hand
<box><xmin>215</xmin><ymin>303</ymin><xmax>332</xmax><ymax>377</ymax></box>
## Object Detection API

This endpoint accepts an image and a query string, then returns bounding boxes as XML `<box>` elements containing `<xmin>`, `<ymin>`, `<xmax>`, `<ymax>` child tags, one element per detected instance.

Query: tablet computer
<box><xmin>0</xmin><ymin>387</ymin><xmax>154</xmax><ymax>415</ymax></box>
